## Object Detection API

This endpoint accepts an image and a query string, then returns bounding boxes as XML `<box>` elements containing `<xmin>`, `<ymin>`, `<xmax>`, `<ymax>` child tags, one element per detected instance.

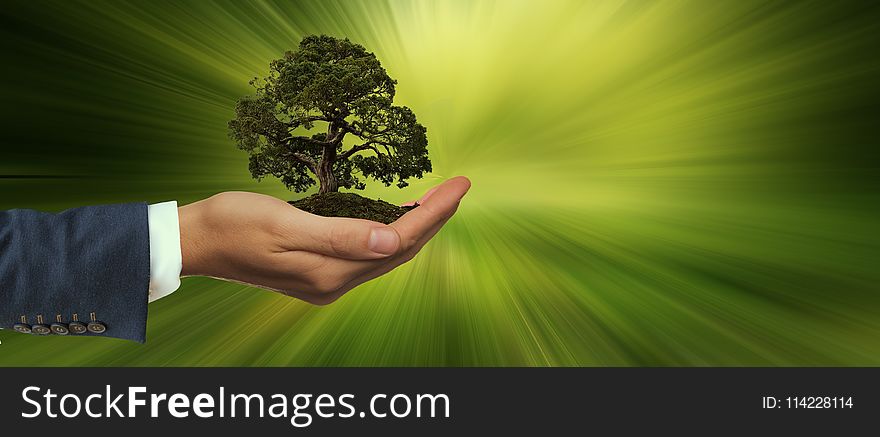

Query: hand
<box><xmin>177</xmin><ymin>176</ymin><xmax>471</xmax><ymax>304</ymax></box>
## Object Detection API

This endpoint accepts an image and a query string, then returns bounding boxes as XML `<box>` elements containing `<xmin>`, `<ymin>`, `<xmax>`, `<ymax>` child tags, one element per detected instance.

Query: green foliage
<box><xmin>228</xmin><ymin>35</ymin><xmax>431</xmax><ymax>192</ymax></box>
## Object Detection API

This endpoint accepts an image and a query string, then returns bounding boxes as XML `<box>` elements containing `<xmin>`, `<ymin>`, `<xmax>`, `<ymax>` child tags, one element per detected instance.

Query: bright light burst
<box><xmin>1</xmin><ymin>0</ymin><xmax>879</xmax><ymax>365</ymax></box>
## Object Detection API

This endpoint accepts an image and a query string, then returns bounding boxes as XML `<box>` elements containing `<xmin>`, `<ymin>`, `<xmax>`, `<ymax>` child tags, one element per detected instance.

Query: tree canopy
<box><xmin>229</xmin><ymin>35</ymin><xmax>431</xmax><ymax>194</ymax></box>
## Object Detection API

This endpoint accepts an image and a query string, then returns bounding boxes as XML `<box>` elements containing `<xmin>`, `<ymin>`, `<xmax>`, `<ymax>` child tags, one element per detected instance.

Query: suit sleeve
<box><xmin>0</xmin><ymin>203</ymin><xmax>151</xmax><ymax>342</ymax></box>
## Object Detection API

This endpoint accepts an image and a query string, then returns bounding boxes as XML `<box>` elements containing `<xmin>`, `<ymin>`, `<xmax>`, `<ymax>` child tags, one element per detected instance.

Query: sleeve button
<box><xmin>50</xmin><ymin>315</ymin><xmax>69</xmax><ymax>335</ymax></box>
<box><xmin>86</xmin><ymin>312</ymin><xmax>106</xmax><ymax>334</ymax></box>
<box><xmin>87</xmin><ymin>321</ymin><xmax>106</xmax><ymax>334</ymax></box>
<box><xmin>68</xmin><ymin>321</ymin><xmax>87</xmax><ymax>334</ymax></box>
<box><xmin>31</xmin><ymin>324</ymin><xmax>51</xmax><ymax>335</ymax></box>
<box><xmin>31</xmin><ymin>315</ymin><xmax>51</xmax><ymax>335</ymax></box>
<box><xmin>50</xmin><ymin>323</ymin><xmax>69</xmax><ymax>335</ymax></box>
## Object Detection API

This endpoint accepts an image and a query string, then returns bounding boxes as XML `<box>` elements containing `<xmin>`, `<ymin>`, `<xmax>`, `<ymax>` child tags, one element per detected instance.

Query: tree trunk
<box><xmin>316</xmin><ymin>146</ymin><xmax>338</xmax><ymax>194</ymax></box>
<box><xmin>317</xmin><ymin>166</ymin><xmax>338</xmax><ymax>194</ymax></box>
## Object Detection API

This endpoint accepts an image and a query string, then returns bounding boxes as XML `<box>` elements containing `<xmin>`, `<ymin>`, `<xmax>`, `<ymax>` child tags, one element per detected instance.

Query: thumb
<box><xmin>287</xmin><ymin>213</ymin><xmax>402</xmax><ymax>260</ymax></box>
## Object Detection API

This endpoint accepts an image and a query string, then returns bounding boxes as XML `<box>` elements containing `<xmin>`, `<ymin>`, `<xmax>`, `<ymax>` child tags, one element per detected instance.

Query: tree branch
<box><xmin>285</xmin><ymin>114</ymin><xmax>331</xmax><ymax>128</ymax></box>
<box><xmin>285</xmin><ymin>135</ymin><xmax>331</xmax><ymax>148</ymax></box>
<box><xmin>338</xmin><ymin>119</ymin><xmax>391</xmax><ymax>142</ymax></box>
<box><xmin>340</xmin><ymin>142</ymin><xmax>382</xmax><ymax>160</ymax></box>
<box><xmin>291</xmin><ymin>152</ymin><xmax>318</xmax><ymax>173</ymax></box>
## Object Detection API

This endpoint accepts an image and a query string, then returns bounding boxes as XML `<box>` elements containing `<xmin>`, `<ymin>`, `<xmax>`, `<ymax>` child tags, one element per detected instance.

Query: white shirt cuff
<box><xmin>147</xmin><ymin>201</ymin><xmax>182</xmax><ymax>302</ymax></box>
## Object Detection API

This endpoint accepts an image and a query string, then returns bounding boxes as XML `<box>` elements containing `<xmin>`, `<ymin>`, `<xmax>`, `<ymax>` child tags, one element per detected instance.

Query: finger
<box><xmin>314</xmin><ymin>189</ymin><xmax>466</xmax><ymax>303</ymax></box>
<box><xmin>358</xmin><ymin>217</ymin><xmax>450</xmax><ymax>282</ymax></box>
<box><xmin>285</xmin><ymin>214</ymin><xmax>402</xmax><ymax>260</ymax></box>
<box><xmin>401</xmin><ymin>184</ymin><xmax>440</xmax><ymax>207</ymax></box>
<box><xmin>419</xmin><ymin>185</ymin><xmax>441</xmax><ymax>203</ymax></box>
<box><xmin>312</xmin><ymin>177</ymin><xmax>465</xmax><ymax>276</ymax></box>
<box><xmin>328</xmin><ymin>214</ymin><xmax>454</xmax><ymax>303</ymax></box>
<box><xmin>391</xmin><ymin>176</ymin><xmax>470</xmax><ymax>252</ymax></box>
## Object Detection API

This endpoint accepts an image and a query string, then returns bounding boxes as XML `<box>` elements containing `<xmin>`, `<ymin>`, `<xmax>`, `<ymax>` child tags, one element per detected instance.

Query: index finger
<box><xmin>390</xmin><ymin>176</ymin><xmax>471</xmax><ymax>252</ymax></box>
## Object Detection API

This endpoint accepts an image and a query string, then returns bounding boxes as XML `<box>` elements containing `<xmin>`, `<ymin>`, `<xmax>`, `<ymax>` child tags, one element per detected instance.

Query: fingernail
<box><xmin>369</xmin><ymin>228</ymin><xmax>399</xmax><ymax>255</ymax></box>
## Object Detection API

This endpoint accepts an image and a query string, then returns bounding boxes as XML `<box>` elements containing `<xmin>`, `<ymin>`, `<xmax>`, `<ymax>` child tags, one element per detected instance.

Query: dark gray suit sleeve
<box><xmin>0</xmin><ymin>203</ymin><xmax>150</xmax><ymax>342</ymax></box>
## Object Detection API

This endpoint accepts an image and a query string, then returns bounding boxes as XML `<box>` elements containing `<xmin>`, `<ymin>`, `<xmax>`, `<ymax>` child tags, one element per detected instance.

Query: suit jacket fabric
<box><xmin>0</xmin><ymin>203</ymin><xmax>150</xmax><ymax>342</ymax></box>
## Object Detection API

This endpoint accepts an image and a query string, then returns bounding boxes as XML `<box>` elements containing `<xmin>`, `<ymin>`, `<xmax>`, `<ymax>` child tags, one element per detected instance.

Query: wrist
<box><xmin>178</xmin><ymin>201</ymin><xmax>209</xmax><ymax>277</ymax></box>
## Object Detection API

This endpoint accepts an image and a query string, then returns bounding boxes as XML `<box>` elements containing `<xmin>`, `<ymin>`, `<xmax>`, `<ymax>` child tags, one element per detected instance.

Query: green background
<box><xmin>1</xmin><ymin>0</ymin><xmax>878</xmax><ymax>366</ymax></box>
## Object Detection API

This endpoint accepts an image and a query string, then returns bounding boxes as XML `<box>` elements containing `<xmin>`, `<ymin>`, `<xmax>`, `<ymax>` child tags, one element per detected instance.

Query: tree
<box><xmin>229</xmin><ymin>35</ymin><xmax>431</xmax><ymax>194</ymax></box>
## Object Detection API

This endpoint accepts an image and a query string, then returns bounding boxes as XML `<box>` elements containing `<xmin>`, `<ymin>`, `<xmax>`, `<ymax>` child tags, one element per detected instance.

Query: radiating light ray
<box><xmin>1</xmin><ymin>0</ymin><xmax>878</xmax><ymax>366</ymax></box>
